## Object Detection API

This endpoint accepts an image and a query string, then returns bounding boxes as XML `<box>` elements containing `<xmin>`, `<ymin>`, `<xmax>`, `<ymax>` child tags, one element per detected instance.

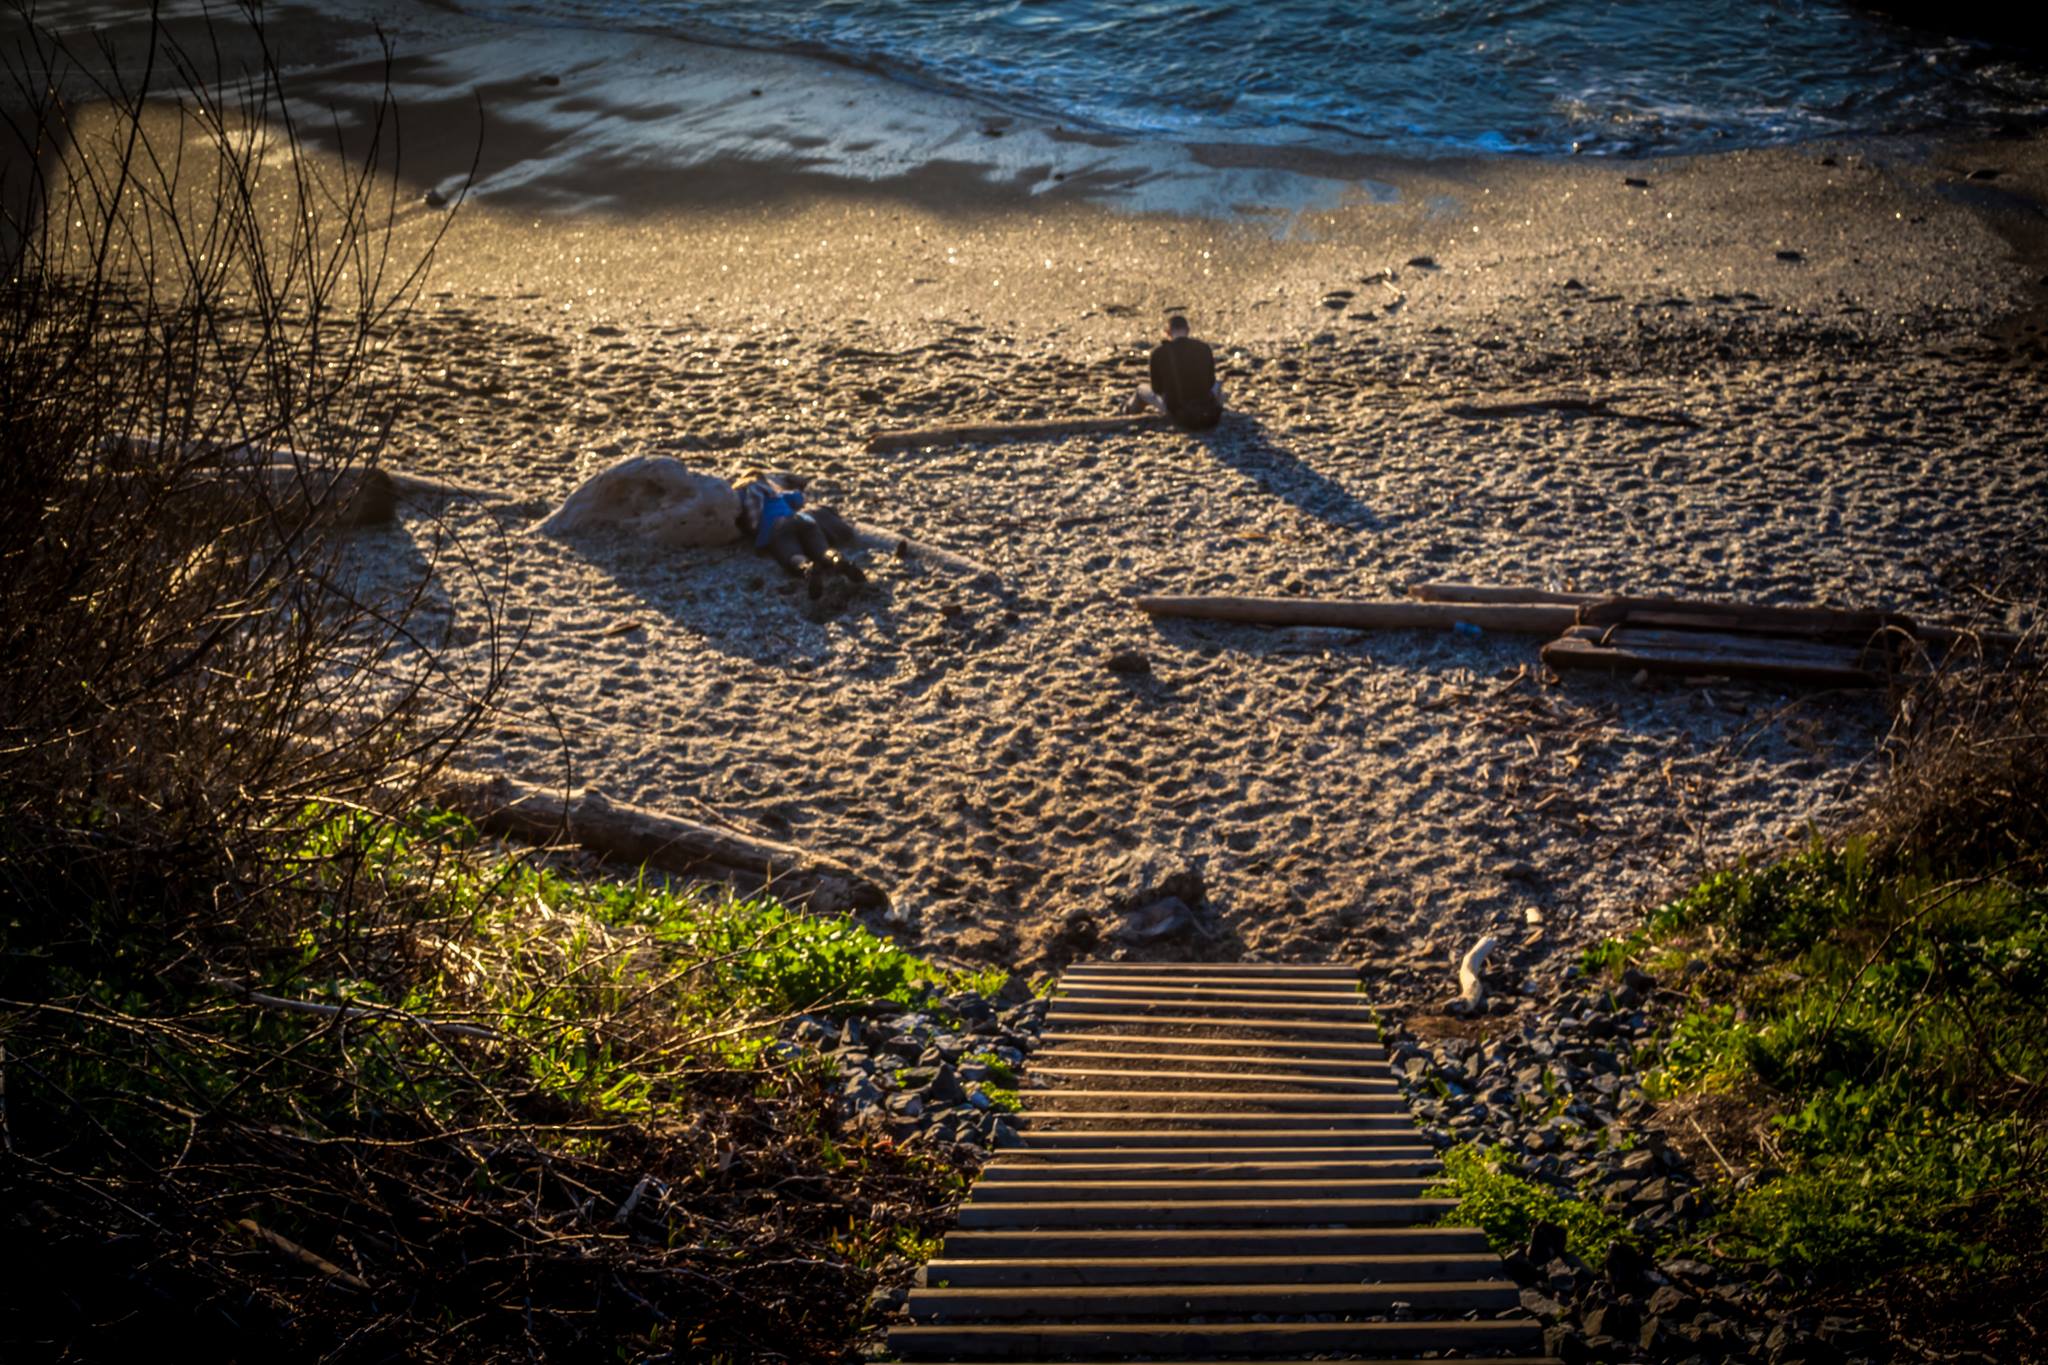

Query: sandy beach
<box><xmin>204</xmin><ymin>0</ymin><xmax>2048</xmax><ymax>996</ymax></box>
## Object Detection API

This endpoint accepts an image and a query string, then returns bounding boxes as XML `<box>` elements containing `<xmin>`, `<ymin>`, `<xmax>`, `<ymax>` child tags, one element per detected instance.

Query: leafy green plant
<box><xmin>1432</xmin><ymin>1144</ymin><xmax>1632</xmax><ymax>1264</ymax></box>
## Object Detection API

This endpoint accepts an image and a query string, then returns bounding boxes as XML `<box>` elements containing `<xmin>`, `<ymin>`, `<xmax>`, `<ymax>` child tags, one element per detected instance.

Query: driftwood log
<box><xmin>852</xmin><ymin>521</ymin><xmax>1004</xmax><ymax>588</ymax></box>
<box><xmin>1542</xmin><ymin>624</ymin><xmax>1887</xmax><ymax>687</ymax></box>
<box><xmin>170</xmin><ymin>462</ymin><xmax>507</xmax><ymax>529</ymax></box>
<box><xmin>1409</xmin><ymin>581</ymin><xmax>1599</xmax><ymax>607</ymax></box>
<box><xmin>867</xmin><ymin>413</ymin><xmax>1166</xmax><ymax>453</ymax></box>
<box><xmin>1136</xmin><ymin>594</ymin><xmax>1582</xmax><ymax>634</ymax></box>
<box><xmin>435</xmin><ymin>774</ymin><xmax>888</xmax><ymax>914</ymax></box>
<box><xmin>1444</xmin><ymin>395</ymin><xmax>1700</xmax><ymax>429</ymax></box>
<box><xmin>1412</xmin><ymin>582</ymin><xmax>2024</xmax><ymax>650</ymax></box>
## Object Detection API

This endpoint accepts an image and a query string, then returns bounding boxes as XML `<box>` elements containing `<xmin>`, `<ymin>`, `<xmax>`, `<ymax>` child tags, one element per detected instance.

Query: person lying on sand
<box><xmin>734</xmin><ymin>472</ymin><xmax>868</xmax><ymax>600</ymax></box>
<box><xmin>1126</xmin><ymin>313</ymin><xmax>1224</xmax><ymax>430</ymax></box>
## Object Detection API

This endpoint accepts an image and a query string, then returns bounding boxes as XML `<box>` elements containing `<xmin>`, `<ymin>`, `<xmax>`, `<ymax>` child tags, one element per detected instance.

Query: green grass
<box><xmin>1433</xmin><ymin>1144</ymin><xmax>1633</xmax><ymax>1264</ymax></box>
<box><xmin>1610</xmin><ymin>838</ymin><xmax>2047</xmax><ymax>1286</ymax></box>
<box><xmin>5</xmin><ymin>803</ymin><xmax>991</xmax><ymax>1357</ymax></box>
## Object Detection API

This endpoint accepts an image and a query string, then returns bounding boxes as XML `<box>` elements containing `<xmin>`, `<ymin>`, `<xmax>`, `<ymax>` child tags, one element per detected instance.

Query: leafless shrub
<box><xmin>1865</xmin><ymin>629</ymin><xmax>2048</xmax><ymax>878</ymax></box>
<box><xmin>0</xmin><ymin>1</ymin><xmax>501</xmax><ymax>941</ymax></box>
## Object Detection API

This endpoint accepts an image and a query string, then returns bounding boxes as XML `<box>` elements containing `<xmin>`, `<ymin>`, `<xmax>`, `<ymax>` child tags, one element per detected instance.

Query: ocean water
<box><xmin>457</xmin><ymin>0</ymin><xmax>2047</xmax><ymax>157</ymax></box>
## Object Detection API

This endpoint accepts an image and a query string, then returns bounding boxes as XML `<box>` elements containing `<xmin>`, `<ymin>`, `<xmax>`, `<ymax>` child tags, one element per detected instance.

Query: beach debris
<box><xmin>1136</xmin><ymin>594</ymin><xmax>1580</xmax><ymax>634</ymax></box>
<box><xmin>865</xmin><ymin>413</ymin><xmax>1164</xmax><ymax>453</ymax></box>
<box><xmin>1455</xmin><ymin>933</ymin><xmax>1499</xmax><ymax>1012</ymax></box>
<box><xmin>1097</xmin><ymin>848</ymin><xmax>1224</xmax><ymax>951</ymax></box>
<box><xmin>1415</xmin><ymin>581</ymin><xmax>2025</xmax><ymax>683</ymax></box>
<box><xmin>1445</xmin><ymin>392</ymin><xmax>1701</xmax><ymax>428</ymax></box>
<box><xmin>849</xmin><ymin>520</ymin><xmax>1002</xmax><ymax>589</ymax></box>
<box><xmin>433</xmin><ymin>772</ymin><xmax>888</xmax><ymax>914</ymax></box>
<box><xmin>538</xmin><ymin>454</ymin><xmax>740</xmax><ymax>548</ymax></box>
<box><xmin>1136</xmin><ymin>581</ymin><xmax>2023</xmax><ymax>689</ymax></box>
<box><xmin>1113</xmin><ymin>895</ymin><xmax>1196</xmax><ymax>944</ymax></box>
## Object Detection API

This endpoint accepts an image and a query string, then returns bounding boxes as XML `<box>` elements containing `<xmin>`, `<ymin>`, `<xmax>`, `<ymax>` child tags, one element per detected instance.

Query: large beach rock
<box><xmin>539</xmin><ymin>455</ymin><xmax>740</xmax><ymax>548</ymax></box>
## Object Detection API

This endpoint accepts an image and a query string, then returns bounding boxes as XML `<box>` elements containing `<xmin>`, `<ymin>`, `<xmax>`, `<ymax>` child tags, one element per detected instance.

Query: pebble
<box><xmin>783</xmin><ymin>981</ymin><xmax>1048</xmax><ymax>1163</ymax></box>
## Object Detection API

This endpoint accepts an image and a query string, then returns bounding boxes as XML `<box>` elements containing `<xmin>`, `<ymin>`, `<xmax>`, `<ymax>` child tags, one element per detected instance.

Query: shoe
<box><xmin>832</xmin><ymin>552</ymin><xmax>867</xmax><ymax>587</ymax></box>
<box><xmin>806</xmin><ymin>562</ymin><xmax>826</xmax><ymax>600</ymax></box>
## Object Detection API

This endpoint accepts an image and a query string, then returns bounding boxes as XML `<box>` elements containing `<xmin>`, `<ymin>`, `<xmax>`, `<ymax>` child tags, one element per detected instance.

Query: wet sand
<box><xmin>178</xmin><ymin>1</ymin><xmax>2048</xmax><ymax>995</ymax></box>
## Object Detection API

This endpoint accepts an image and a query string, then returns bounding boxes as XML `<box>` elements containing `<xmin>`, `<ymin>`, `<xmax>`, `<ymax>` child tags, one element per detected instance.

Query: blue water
<box><xmin>463</xmin><ymin>0</ymin><xmax>2048</xmax><ymax>157</ymax></box>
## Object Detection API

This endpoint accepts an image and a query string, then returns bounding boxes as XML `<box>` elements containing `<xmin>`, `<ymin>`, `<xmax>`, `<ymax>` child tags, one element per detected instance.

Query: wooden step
<box><xmin>1059</xmin><ymin>963</ymin><xmax>1358</xmax><ymax>978</ymax></box>
<box><xmin>1043</xmin><ymin>1011</ymin><xmax>1380</xmax><ymax>1041</ymax></box>
<box><xmin>1012</xmin><ymin>1123</ymin><xmax>1423</xmax><ymax>1143</ymax></box>
<box><xmin>937</xmin><ymin>1227</ymin><xmax>1495</xmax><ymax>1260</ymax></box>
<box><xmin>1029</xmin><ymin>1065</ymin><xmax>1394</xmax><ymax>1092</ymax></box>
<box><xmin>906</xmin><ymin>1279</ymin><xmax>1519</xmax><ymax>1321</ymax></box>
<box><xmin>1039</xmin><ymin>1031</ymin><xmax>1388</xmax><ymax>1058</ymax></box>
<box><xmin>1055</xmin><ymin>981</ymin><xmax>1361</xmax><ymax>1002</ymax></box>
<box><xmin>979</xmin><ymin>1159</ymin><xmax>1439</xmax><ymax>1182</ymax></box>
<box><xmin>1055</xmin><ymin>981</ymin><xmax>1360</xmax><ymax>1000</ymax></box>
<box><xmin>1051</xmin><ymin>995</ymin><xmax>1374</xmax><ymax>1019</ymax></box>
<box><xmin>1036</xmin><ymin>1047</ymin><xmax>1387</xmax><ymax>1075</ymax></box>
<box><xmin>953</xmin><ymin>1198</ymin><xmax>1458</xmax><ymax>1229</ymax></box>
<box><xmin>950</xmin><ymin>1179</ymin><xmax>1435</xmax><ymax>1204</ymax></box>
<box><xmin>887</xmin><ymin>1318</ymin><xmax>1546</xmax><ymax>1359</ymax></box>
<box><xmin>1022</xmin><ymin>1090</ymin><xmax>1408</xmax><ymax>1112</ymax></box>
<box><xmin>921</xmin><ymin>1251</ymin><xmax>1506</xmax><ymax>1287</ymax></box>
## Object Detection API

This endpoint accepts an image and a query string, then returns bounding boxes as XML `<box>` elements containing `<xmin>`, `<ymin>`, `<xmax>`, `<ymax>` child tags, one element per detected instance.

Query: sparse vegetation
<box><xmin>1581</xmin><ymin>646</ymin><xmax>2048</xmax><ymax>1357</ymax></box>
<box><xmin>1434</xmin><ymin>1143</ymin><xmax>1633</xmax><ymax>1265</ymax></box>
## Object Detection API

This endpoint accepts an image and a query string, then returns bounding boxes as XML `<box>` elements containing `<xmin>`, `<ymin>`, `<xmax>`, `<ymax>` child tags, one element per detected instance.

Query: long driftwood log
<box><xmin>1409</xmin><ymin>581</ymin><xmax>1600</xmax><ymax>607</ymax></box>
<box><xmin>1136</xmin><ymin>595</ymin><xmax>1582</xmax><ymax>634</ymax></box>
<box><xmin>867</xmin><ymin>413</ymin><xmax>1166</xmax><ymax>453</ymax></box>
<box><xmin>1444</xmin><ymin>395</ymin><xmax>1700</xmax><ymax>429</ymax></box>
<box><xmin>435</xmin><ymin>773</ymin><xmax>888</xmax><ymax>914</ymax></box>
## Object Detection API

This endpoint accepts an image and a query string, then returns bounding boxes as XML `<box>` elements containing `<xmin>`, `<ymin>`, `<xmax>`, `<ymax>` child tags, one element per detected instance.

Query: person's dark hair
<box><xmin>1166</xmin><ymin>314</ymin><xmax>1190</xmax><ymax>335</ymax></box>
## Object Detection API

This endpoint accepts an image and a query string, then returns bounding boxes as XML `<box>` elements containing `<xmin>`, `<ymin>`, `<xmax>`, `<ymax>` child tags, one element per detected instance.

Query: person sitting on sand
<box><xmin>1127</xmin><ymin>314</ymin><xmax>1224</xmax><ymax>430</ymax></box>
<box><xmin>734</xmin><ymin>472</ymin><xmax>867</xmax><ymax>600</ymax></box>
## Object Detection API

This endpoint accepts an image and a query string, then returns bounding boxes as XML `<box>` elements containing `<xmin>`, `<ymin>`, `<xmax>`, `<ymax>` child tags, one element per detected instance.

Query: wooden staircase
<box><xmin>886</xmin><ymin>961</ymin><xmax>1552</xmax><ymax>1362</ymax></box>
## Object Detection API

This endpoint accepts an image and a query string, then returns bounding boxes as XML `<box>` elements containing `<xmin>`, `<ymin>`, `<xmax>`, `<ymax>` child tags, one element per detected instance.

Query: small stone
<box><xmin>1581</xmin><ymin>1302</ymin><xmax>1638</xmax><ymax>1340</ymax></box>
<box><xmin>927</xmin><ymin>1063</ymin><xmax>967</xmax><ymax>1104</ymax></box>
<box><xmin>1776</xmin><ymin>249</ymin><xmax>1805</xmax><ymax>262</ymax></box>
<box><xmin>1407</xmin><ymin>254</ymin><xmax>1438</xmax><ymax>268</ymax></box>
<box><xmin>1624</xmin><ymin>176</ymin><xmax>1651</xmax><ymax>188</ymax></box>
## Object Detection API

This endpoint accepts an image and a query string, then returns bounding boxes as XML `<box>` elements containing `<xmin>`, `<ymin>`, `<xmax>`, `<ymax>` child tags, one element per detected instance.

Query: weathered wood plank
<box><xmin>866</xmin><ymin>413</ymin><xmax>1166</xmax><ymax>452</ymax></box>
<box><xmin>1542</xmin><ymin>633</ymin><xmax>1881</xmax><ymax>687</ymax></box>
<box><xmin>888</xmin><ymin>1318</ymin><xmax>1544</xmax><ymax>1358</ymax></box>
<box><xmin>905</xmin><ymin>1278</ymin><xmax>1517</xmax><ymax>1319</ymax></box>
<box><xmin>1137</xmin><ymin>595</ymin><xmax>1580</xmax><ymax>633</ymax></box>
<box><xmin>953</xmin><ymin>1196</ymin><xmax>1459</xmax><ymax>1229</ymax></box>
<box><xmin>920</xmin><ymin>1250</ymin><xmax>1499</xmax><ymax>1287</ymax></box>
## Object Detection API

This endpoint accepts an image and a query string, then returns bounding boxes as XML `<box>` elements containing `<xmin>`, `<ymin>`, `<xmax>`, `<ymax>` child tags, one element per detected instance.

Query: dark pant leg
<box><xmin>788</xmin><ymin>512</ymin><xmax>830</xmax><ymax>562</ymax></box>
<box><xmin>765</xmin><ymin>518</ymin><xmax>809</xmax><ymax>575</ymax></box>
<box><xmin>810</xmin><ymin>506</ymin><xmax>857</xmax><ymax>547</ymax></box>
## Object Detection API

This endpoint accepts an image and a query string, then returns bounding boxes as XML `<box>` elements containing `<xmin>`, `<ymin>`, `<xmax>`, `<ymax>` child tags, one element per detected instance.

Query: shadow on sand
<box><xmin>1197</xmin><ymin>413</ymin><xmax>1380</xmax><ymax>533</ymax></box>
